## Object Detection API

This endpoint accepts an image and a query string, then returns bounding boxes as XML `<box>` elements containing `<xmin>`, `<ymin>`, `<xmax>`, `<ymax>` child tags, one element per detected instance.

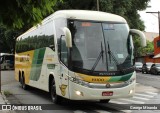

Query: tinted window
<box><xmin>146</xmin><ymin>63</ymin><xmax>153</xmax><ymax>66</ymax></box>
<box><xmin>155</xmin><ymin>64</ymin><xmax>160</xmax><ymax>67</ymax></box>
<box><xmin>60</xmin><ymin>37</ymin><xmax>68</xmax><ymax>66</ymax></box>
<box><xmin>16</xmin><ymin>21</ymin><xmax>55</xmax><ymax>53</ymax></box>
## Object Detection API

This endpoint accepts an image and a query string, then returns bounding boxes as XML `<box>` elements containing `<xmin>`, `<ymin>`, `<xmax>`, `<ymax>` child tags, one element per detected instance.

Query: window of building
<box><xmin>157</xmin><ymin>40</ymin><xmax>160</xmax><ymax>47</ymax></box>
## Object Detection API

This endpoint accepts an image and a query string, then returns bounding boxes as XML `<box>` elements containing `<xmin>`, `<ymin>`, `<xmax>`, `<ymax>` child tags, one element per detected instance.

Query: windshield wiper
<box><xmin>90</xmin><ymin>42</ymin><xmax>104</xmax><ymax>73</ymax></box>
<box><xmin>107</xmin><ymin>41</ymin><xmax>124</xmax><ymax>73</ymax></box>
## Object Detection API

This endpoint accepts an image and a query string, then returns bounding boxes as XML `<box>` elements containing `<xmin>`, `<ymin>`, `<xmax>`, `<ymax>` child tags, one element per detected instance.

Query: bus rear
<box><xmin>0</xmin><ymin>53</ymin><xmax>14</xmax><ymax>70</ymax></box>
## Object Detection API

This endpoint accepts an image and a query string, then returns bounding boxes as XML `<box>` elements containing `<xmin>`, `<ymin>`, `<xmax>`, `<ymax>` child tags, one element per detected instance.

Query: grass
<box><xmin>3</xmin><ymin>91</ymin><xmax>12</xmax><ymax>97</ymax></box>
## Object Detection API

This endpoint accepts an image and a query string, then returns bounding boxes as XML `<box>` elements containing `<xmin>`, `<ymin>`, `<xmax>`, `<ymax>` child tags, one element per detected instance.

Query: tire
<box><xmin>50</xmin><ymin>79</ymin><xmax>62</xmax><ymax>104</ymax></box>
<box><xmin>21</xmin><ymin>75</ymin><xmax>28</xmax><ymax>90</ymax></box>
<box><xmin>19</xmin><ymin>75</ymin><xmax>22</xmax><ymax>85</ymax></box>
<box><xmin>142</xmin><ymin>70</ymin><xmax>144</xmax><ymax>74</ymax></box>
<box><xmin>155</xmin><ymin>70</ymin><xmax>158</xmax><ymax>75</ymax></box>
<box><xmin>100</xmin><ymin>99</ymin><xmax>110</xmax><ymax>103</ymax></box>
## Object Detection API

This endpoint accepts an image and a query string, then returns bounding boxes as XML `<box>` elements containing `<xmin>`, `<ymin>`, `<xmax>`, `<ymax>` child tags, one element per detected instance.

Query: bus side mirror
<box><xmin>130</xmin><ymin>29</ymin><xmax>146</xmax><ymax>47</ymax></box>
<box><xmin>63</xmin><ymin>27</ymin><xmax>72</xmax><ymax>48</ymax></box>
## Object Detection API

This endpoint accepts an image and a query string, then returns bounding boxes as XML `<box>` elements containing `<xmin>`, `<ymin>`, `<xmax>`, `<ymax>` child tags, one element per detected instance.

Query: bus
<box><xmin>0</xmin><ymin>53</ymin><xmax>14</xmax><ymax>70</ymax></box>
<box><xmin>15</xmin><ymin>10</ymin><xmax>146</xmax><ymax>104</ymax></box>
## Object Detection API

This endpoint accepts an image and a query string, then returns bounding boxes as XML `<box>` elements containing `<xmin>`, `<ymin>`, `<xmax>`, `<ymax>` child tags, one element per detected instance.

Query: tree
<box><xmin>1</xmin><ymin>0</ymin><xmax>151</xmax><ymax>54</ymax></box>
<box><xmin>0</xmin><ymin>0</ymin><xmax>57</xmax><ymax>53</ymax></box>
<box><xmin>55</xmin><ymin>0</ymin><xmax>150</xmax><ymax>30</ymax></box>
<box><xmin>0</xmin><ymin>0</ymin><xmax>57</xmax><ymax>29</ymax></box>
<box><xmin>0</xmin><ymin>25</ymin><xmax>19</xmax><ymax>53</ymax></box>
<box><xmin>54</xmin><ymin>0</ymin><xmax>151</xmax><ymax>56</ymax></box>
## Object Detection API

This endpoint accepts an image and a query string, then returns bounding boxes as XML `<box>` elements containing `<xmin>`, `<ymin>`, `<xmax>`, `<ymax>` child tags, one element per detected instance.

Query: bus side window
<box><xmin>0</xmin><ymin>57</ymin><xmax>4</xmax><ymax>64</ymax></box>
<box><xmin>60</xmin><ymin>36</ymin><xmax>68</xmax><ymax>66</ymax></box>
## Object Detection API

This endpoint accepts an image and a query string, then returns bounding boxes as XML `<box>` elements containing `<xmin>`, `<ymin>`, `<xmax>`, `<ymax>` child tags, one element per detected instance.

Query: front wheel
<box><xmin>50</xmin><ymin>79</ymin><xmax>62</xmax><ymax>104</ymax></box>
<box><xmin>100</xmin><ymin>99</ymin><xmax>110</xmax><ymax>103</ymax></box>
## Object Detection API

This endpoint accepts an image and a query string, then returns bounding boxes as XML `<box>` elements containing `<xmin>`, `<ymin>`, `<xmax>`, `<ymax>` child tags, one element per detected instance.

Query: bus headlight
<box><xmin>69</xmin><ymin>76</ymin><xmax>89</xmax><ymax>87</ymax></box>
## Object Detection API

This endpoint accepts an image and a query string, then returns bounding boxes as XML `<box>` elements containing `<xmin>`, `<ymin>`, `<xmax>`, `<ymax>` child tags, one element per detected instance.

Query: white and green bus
<box><xmin>15</xmin><ymin>10</ymin><xmax>146</xmax><ymax>104</ymax></box>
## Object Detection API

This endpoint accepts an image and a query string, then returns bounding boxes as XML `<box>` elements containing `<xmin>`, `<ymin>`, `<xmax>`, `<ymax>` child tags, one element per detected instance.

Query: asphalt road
<box><xmin>136</xmin><ymin>72</ymin><xmax>160</xmax><ymax>89</ymax></box>
<box><xmin>1</xmin><ymin>70</ymin><xmax>160</xmax><ymax>113</ymax></box>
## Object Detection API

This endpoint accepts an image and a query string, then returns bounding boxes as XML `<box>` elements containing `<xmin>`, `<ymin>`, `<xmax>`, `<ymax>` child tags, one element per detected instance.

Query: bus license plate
<box><xmin>102</xmin><ymin>91</ymin><xmax>113</xmax><ymax>96</ymax></box>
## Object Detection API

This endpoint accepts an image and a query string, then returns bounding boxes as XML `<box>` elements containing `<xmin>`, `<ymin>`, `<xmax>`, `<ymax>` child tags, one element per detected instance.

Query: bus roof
<box><xmin>47</xmin><ymin>10</ymin><xmax>127</xmax><ymax>23</ymax></box>
<box><xmin>17</xmin><ymin>10</ymin><xmax>127</xmax><ymax>39</ymax></box>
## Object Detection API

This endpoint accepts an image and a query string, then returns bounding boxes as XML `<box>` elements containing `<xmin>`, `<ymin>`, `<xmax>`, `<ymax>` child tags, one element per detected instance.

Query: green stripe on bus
<box><xmin>119</xmin><ymin>73</ymin><xmax>132</xmax><ymax>81</ymax></box>
<box><xmin>108</xmin><ymin>73</ymin><xmax>133</xmax><ymax>82</ymax></box>
<box><xmin>30</xmin><ymin>48</ymin><xmax>46</xmax><ymax>81</ymax></box>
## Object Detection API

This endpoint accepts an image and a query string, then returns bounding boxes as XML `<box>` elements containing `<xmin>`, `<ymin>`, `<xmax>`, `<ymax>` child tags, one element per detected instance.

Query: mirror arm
<box><xmin>130</xmin><ymin>29</ymin><xmax>146</xmax><ymax>47</ymax></box>
<box><xmin>63</xmin><ymin>27</ymin><xmax>72</xmax><ymax>48</ymax></box>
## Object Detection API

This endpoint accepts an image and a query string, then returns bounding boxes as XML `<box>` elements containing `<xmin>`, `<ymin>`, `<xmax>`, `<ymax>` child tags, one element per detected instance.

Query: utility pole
<box><xmin>0</xmin><ymin>53</ymin><xmax>1</xmax><ymax>93</ymax></box>
<box><xmin>0</xmin><ymin>30</ymin><xmax>1</xmax><ymax>93</ymax></box>
<box><xmin>97</xmin><ymin>0</ymin><xmax>99</xmax><ymax>11</ymax></box>
<box><xmin>146</xmin><ymin>11</ymin><xmax>160</xmax><ymax>37</ymax></box>
<box><xmin>0</xmin><ymin>53</ymin><xmax>2</xmax><ymax>93</ymax></box>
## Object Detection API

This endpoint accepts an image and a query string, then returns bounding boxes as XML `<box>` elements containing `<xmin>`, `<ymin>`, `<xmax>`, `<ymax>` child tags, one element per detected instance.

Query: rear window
<box><xmin>155</xmin><ymin>64</ymin><xmax>160</xmax><ymax>67</ymax></box>
<box><xmin>146</xmin><ymin>63</ymin><xmax>153</xmax><ymax>66</ymax></box>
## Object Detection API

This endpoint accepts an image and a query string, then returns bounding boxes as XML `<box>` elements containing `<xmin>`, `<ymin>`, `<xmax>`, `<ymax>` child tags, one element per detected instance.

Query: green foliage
<box><xmin>134</xmin><ymin>37</ymin><xmax>154</xmax><ymax>56</ymax></box>
<box><xmin>0</xmin><ymin>0</ymin><xmax>57</xmax><ymax>53</ymax></box>
<box><xmin>54</xmin><ymin>0</ymin><xmax>151</xmax><ymax>56</ymax></box>
<box><xmin>0</xmin><ymin>0</ymin><xmax>56</xmax><ymax>29</ymax></box>
<box><xmin>0</xmin><ymin>25</ymin><xmax>19</xmax><ymax>53</ymax></box>
<box><xmin>54</xmin><ymin>0</ymin><xmax>150</xmax><ymax>30</ymax></box>
<box><xmin>0</xmin><ymin>0</ymin><xmax>151</xmax><ymax>55</ymax></box>
<box><xmin>3</xmin><ymin>90</ymin><xmax>12</xmax><ymax>97</ymax></box>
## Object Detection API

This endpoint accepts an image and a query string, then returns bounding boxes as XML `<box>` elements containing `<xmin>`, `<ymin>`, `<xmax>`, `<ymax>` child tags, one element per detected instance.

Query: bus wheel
<box><xmin>100</xmin><ymin>99</ymin><xmax>110</xmax><ymax>103</ymax></box>
<box><xmin>21</xmin><ymin>76</ymin><xmax>27</xmax><ymax>90</ymax></box>
<box><xmin>50</xmin><ymin>79</ymin><xmax>62</xmax><ymax>104</ymax></box>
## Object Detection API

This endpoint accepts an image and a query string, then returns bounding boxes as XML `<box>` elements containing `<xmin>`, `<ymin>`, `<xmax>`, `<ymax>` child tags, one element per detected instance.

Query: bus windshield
<box><xmin>69</xmin><ymin>20</ymin><xmax>133</xmax><ymax>73</ymax></box>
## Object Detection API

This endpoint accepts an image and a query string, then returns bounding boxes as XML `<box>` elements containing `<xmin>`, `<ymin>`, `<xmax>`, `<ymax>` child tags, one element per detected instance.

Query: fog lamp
<box><xmin>75</xmin><ymin>91</ymin><xmax>83</xmax><ymax>96</ymax></box>
<box><xmin>129</xmin><ymin>89</ymin><xmax>133</xmax><ymax>94</ymax></box>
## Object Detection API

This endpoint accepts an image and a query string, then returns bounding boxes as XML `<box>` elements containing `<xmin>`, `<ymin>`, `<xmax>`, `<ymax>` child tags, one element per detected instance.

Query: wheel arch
<box><xmin>18</xmin><ymin>70</ymin><xmax>22</xmax><ymax>82</ymax></box>
<box><xmin>49</xmin><ymin>74</ymin><xmax>54</xmax><ymax>92</ymax></box>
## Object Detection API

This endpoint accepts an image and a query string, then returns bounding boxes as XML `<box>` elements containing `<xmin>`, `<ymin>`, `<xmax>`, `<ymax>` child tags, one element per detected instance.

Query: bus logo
<box><xmin>105</xmin><ymin>83</ymin><xmax>111</xmax><ymax>88</ymax></box>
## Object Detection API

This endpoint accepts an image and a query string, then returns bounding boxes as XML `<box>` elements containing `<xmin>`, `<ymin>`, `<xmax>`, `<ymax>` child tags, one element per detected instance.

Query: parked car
<box><xmin>150</xmin><ymin>63</ymin><xmax>160</xmax><ymax>75</ymax></box>
<box><xmin>135</xmin><ymin>62</ymin><xmax>143</xmax><ymax>72</ymax></box>
<box><xmin>142</xmin><ymin>62</ymin><xmax>153</xmax><ymax>74</ymax></box>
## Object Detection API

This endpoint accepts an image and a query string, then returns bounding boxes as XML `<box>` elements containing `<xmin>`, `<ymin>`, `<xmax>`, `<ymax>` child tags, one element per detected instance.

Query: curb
<box><xmin>1</xmin><ymin>92</ymin><xmax>17</xmax><ymax>113</ymax></box>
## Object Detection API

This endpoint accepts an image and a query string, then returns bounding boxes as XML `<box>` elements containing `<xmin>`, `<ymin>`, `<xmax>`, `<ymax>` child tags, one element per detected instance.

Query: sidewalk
<box><xmin>0</xmin><ymin>92</ymin><xmax>15</xmax><ymax>113</ymax></box>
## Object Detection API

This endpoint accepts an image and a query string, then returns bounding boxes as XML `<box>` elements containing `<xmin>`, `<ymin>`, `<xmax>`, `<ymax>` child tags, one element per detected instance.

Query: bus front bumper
<box><xmin>69</xmin><ymin>81</ymin><xmax>135</xmax><ymax>100</ymax></box>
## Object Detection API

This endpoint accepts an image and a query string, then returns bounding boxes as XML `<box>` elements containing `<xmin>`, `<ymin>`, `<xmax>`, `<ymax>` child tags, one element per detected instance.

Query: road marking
<box><xmin>100</xmin><ymin>102</ymin><xmax>132</xmax><ymax>113</ymax></box>
<box><xmin>110</xmin><ymin>100</ymin><xmax>128</xmax><ymax>104</ymax></box>
<box><xmin>121</xmin><ymin>110</ymin><xmax>132</xmax><ymax>113</ymax></box>
<box><xmin>118</xmin><ymin>98</ymin><xmax>145</xmax><ymax>104</ymax></box>
<box><xmin>74</xmin><ymin>110</ymin><xmax>87</xmax><ymax>113</ymax></box>
<box><xmin>132</xmin><ymin>96</ymin><xmax>150</xmax><ymax>100</ymax></box>
<box><xmin>145</xmin><ymin>91</ymin><xmax>158</xmax><ymax>95</ymax></box>
<box><xmin>95</xmin><ymin>110</ymin><xmax>111</xmax><ymax>113</ymax></box>
<box><xmin>135</xmin><ymin>93</ymin><xmax>154</xmax><ymax>98</ymax></box>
